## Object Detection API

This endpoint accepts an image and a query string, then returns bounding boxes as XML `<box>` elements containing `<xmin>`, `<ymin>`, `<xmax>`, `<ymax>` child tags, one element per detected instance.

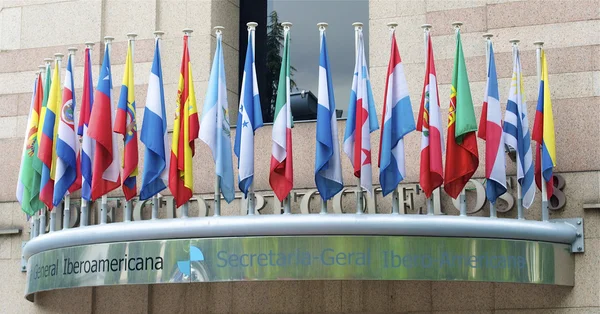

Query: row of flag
<box><xmin>17</xmin><ymin>24</ymin><xmax>557</xmax><ymax>218</ymax></box>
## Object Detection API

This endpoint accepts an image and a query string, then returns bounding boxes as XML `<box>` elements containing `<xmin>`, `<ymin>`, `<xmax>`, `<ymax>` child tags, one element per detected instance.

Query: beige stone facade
<box><xmin>0</xmin><ymin>0</ymin><xmax>599</xmax><ymax>312</ymax></box>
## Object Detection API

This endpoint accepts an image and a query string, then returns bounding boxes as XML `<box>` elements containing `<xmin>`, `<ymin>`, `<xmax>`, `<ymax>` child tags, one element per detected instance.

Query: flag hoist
<box><xmin>378</xmin><ymin>22</ymin><xmax>416</xmax><ymax>214</ymax></box>
<box><xmin>169</xmin><ymin>29</ymin><xmax>199</xmax><ymax>217</ymax></box>
<box><xmin>235</xmin><ymin>22</ymin><xmax>264</xmax><ymax>215</ymax></box>
<box><xmin>140</xmin><ymin>31</ymin><xmax>169</xmax><ymax>220</ymax></box>
<box><xmin>418</xmin><ymin>24</ymin><xmax>444</xmax><ymax>215</ymax></box>
<box><xmin>200</xmin><ymin>26</ymin><xmax>235</xmax><ymax>216</ymax></box>
<box><xmin>269</xmin><ymin>22</ymin><xmax>294</xmax><ymax>214</ymax></box>
<box><xmin>315</xmin><ymin>22</ymin><xmax>343</xmax><ymax>214</ymax></box>
<box><xmin>78</xmin><ymin>41</ymin><xmax>95</xmax><ymax>227</ymax></box>
<box><xmin>115</xmin><ymin>33</ymin><xmax>140</xmax><ymax>221</ymax></box>
<box><xmin>343</xmin><ymin>22</ymin><xmax>378</xmax><ymax>215</ymax></box>
<box><xmin>88</xmin><ymin>36</ymin><xmax>121</xmax><ymax>224</ymax></box>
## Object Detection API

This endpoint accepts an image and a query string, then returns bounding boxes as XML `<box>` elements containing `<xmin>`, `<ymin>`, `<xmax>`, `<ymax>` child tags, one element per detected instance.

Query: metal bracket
<box><xmin>551</xmin><ymin>218</ymin><xmax>584</xmax><ymax>253</ymax></box>
<box><xmin>21</xmin><ymin>241</ymin><xmax>28</xmax><ymax>272</ymax></box>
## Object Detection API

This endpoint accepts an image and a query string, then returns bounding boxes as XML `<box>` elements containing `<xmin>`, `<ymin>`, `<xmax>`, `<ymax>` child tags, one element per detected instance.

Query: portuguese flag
<box><xmin>444</xmin><ymin>30</ymin><xmax>479</xmax><ymax>199</ymax></box>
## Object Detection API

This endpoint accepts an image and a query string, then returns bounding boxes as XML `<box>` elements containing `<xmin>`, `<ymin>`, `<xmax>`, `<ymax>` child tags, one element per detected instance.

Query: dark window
<box><xmin>239</xmin><ymin>0</ymin><xmax>369</xmax><ymax>123</ymax></box>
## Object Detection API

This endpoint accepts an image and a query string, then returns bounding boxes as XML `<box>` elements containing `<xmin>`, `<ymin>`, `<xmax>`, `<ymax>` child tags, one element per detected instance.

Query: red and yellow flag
<box><xmin>169</xmin><ymin>34</ymin><xmax>199</xmax><ymax>208</ymax></box>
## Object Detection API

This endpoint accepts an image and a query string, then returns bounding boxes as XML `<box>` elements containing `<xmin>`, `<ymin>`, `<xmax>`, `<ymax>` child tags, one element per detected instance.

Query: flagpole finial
<box><xmin>352</xmin><ymin>22</ymin><xmax>363</xmax><ymax>30</ymax></box>
<box><xmin>421</xmin><ymin>24</ymin><xmax>432</xmax><ymax>31</ymax></box>
<box><xmin>104</xmin><ymin>36</ymin><xmax>114</xmax><ymax>45</ymax></box>
<box><xmin>127</xmin><ymin>33</ymin><xmax>138</xmax><ymax>41</ymax></box>
<box><xmin>214</xmin><ymin>26</ymin><xmax>224</xmax><ymax>36</ymax></box>
<box><xmin>85</xmin><ymin>41</ymin><xmax>95</xmax><ymax>49</ymax></box>
<box><xmin>387</xmin><ymin>22</ymin><xmax>398</xmax><ymax>30</ymax></box>
<box><xmin>317</xmin><ymin>22</ymin><xmax>328</xmax><ymax>31</ymax></box>
<box><xmin>44</xmin><ymin>58</ymin><xmax>53</xmax><ymax>65</ymax></box>
<box><xmin>38</xmin><ymin>65</ymin><xmax>45</xmax><ymax>74</ymax></box>
<box><xmin>452</xmin><ymin>21</ymin><xmax>463</xmax><ymax>30</ymax></box>
<box><xmin>282</xmin><ymin>22</ymin><xmax>292</xmax><ymax>30</ymax></box>
<box><xmin>534</xmin><ymin>41</ymin><xmax>544</xmax><ymax>48</ymax></box>
<box><xmin>483</xmin><ymin>33</ymin><xmax>493</xmax><ymax>40</ymax></box>
<box><xmin>54</xmin><ymin>53</ymin><xmax>64</xmax><ymax>61</ymax></box>
<box><xmin>509</xmin><ymin>39</ymin><xmax>520</xmax><ymax>46</ymax></box>
<box><xmin>183</xmin><ymin>28</ymin><xmax>193</xmax><ymax>36</ymax></box>
<box><xmin>247</xmin><ymin>22</ymin><xmax>258</xmax><ymax>30</ymax></box>
<box><xmin>154</xmin><ymin>31</ymin><xmax>165</xmax><ymax>39</ymax></box>
<box><xmin>68</xmin><ymin>47</ymin><xmax>78</xmax><ymax>55</ymax></box>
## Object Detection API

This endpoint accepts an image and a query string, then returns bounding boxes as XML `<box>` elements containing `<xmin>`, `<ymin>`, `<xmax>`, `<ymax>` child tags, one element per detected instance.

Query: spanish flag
<box><xmin>532</xmin><ymin>50</ymin><xmax>556</xmax><ymax>198</ymax></box>
<box><xmin>169</xmin><ymin>34</ymin><xmax>199</xmax><ymax>208</ymax></box>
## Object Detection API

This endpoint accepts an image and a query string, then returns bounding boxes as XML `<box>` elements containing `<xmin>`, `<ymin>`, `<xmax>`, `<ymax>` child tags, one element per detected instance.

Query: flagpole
<box><xmin>534</xmin><ymin>40</ymin><xmax>549</xmax><ymax>222</ymax></box>
<box><xmin>420</xmin><ymin>24</ymin><xmax>435</xmax><ymax>216</ymax></box>
<box><xmin>482</xmin><ymin>33</ymin><xmax>498</xmax><ymax>219</ymax></box>
<box><xmin>48</xmin><ymin>53</ymin><xmax>64</xmax><ymax>233</ymax></box>
<box><xmin>451</xmin><ymin>22</ymin><xmax>468</xmax><ymax>217</ymax></box>
<box><xmin>352</xmin><ymin>22</ymin><xmax>364</xmax><ymax>215</ymax></box>
<box><xmin>316</xmin><ymin>22</ymin><xmax>329</xmax><ymax>215</ymax></box>
<box><xmin>39</xmin><ymin>58</ymin><xmax>53</xmax><ymax>235</ymax></box>
<box><xmin>180</xmin><ymin>28</ymin><xmax>193</xmax><ymax>219</ymax></box>
<box><xmin>149</xmin><ymin>31</ymin><xmax>165</xmax><ymax>220</ymax></box>
<box><xmin>122</xmin><ymin>33</ymin><xmax>138</xmax><ymax>222</ymax></box>
<box><xmin>80</xmin><ymin>42</ymin><xmax>94</xmax><ymax>227</ymax></box>
<box><xmin>99</xmin><ymin>36</ymin><xmax>115</xmax><ymax>225</ymax></box>
<box><xmin>384</xmin><ymin>22</ymin><xmax>401</xmax><ymax>215</ymax></box>
<box><xmin>509</xmin><ymin>39</ymin><xmax>524</xmax><ymax>220</ymax></box>
<box><xmin>212</xmin><ymin>26</ymin><xmax>225</xmax><ymax>217</ymax></box>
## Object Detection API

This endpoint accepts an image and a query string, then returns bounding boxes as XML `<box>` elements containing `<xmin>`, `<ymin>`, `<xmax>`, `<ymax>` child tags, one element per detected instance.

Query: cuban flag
<box><xmin>343</xmin><ymin>29</ymin><xmax>378</xmax><ymax>194</ymax></box>
<box><xmin>78</xmin><ymin>47</ymin><xmax>95</xmax><ymax>201</ymax></box>
<box><xmin>234</xmin><ymin>27</ymin><xmax>263</xmax><ymax>197</ymax></box>
<box><xmin>199</xmin><ymin>31</ymin><xmax>235</xmax><ymax>203</ymax></box>
<box><xmin>503</xmin><ymin>46</ymin><xmax>535</xmax><ymax>208</ymax></box>
<box><xmin>378</xmin><ymin>29</ymin><xmax>415</xmax><ymax>197</ymax></box>
<box><xmin>54</xmin><ymin>54</ymin><xmax>81</xmax><ymax>206</ymax></box>
<box><xmin>88</xmin><ymin>44</ymin><xmax>121</xmax><ymax>200</ymax></box>
<box><xmin>478</xmin><ymin>42</ymin><xmax>506</xmax><ymax>204</ymax></box>
<box><xmin>140</xmin><ymin>37</ymin><xmax>170</xmax><ymax>200</ymax></box>
<box><xmin>315</xmin><ymin>26</ymin><xmax>343</xmax><ymax>201</ymax></box>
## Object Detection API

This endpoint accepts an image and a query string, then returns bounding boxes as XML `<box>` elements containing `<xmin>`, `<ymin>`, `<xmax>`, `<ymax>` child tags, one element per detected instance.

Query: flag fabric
<box><xmin>169</xmin><ymin>34</ymin><xmax>199</xmax><ymax>208</ymax></box>
<box><xmin>504</xmin><ymin>46</ymin><xmax>535</xmax><ymax>208</ymax></box>
<box><xmin>444</xmin><ymin>30</ymin><xmax>479</xmax><ymax>199</ymax></box>
<box><xmin>269</xmin><ymin>26</ymin><xmax>294</xmax><ymax>202</ymax></box>
<box><xmin>114</xmin><ymin>41</ymin><xmax>139</xmax><ymax>201</ymax></box>
<box><xmin>88</xmin><ymin>45</ymin><xmax>121</xmax><ymax>200</ymax></box>
<box><xmin>16</xmin><ymin>75</ymin><xmax>45</xmax><ymax>215</ymax></box>
<box><xmin>343</xmin><ymin>29</ymin><xmax>379</xmax><ymax>194</ymax></box>
<box><xmin>54</xmin><ymin>54</ymin><xmax>81</xmax><ymax>206</ymax></box>
<box><xmin>38</xmin><ymin>60</ymin><xmax>62</xmax><ymax>209</ymax></box>
<box><xmin>532</xmin><ymin>50</ymin><xmax>556</xmax><ymax>198</ymax></box>
<box><xmin>417</xmin><ymin>34</ymin><xmax>444</xmax><ymax>198</ymax></box>
<box><xmin>140</xmin><ymin>37</ymin><xmax>170</xmax><ymax>200</ymax></box>
<box><xmin>315</xmin><ymin>27</ymin><xmax>343</xmax><ymax>201</ymax></box>
<box><xmin>200</xmin><ymin>31</ymin><xmax>235</xmax><ymax>203</ymax></box>
<box><xmin>234</xmin><ymin>27</ymin><xmax>263</xmax><ymax>197</ymax></box>
<box><xmin>378</xmin><ymin>29</ymin><xmax>415</xmax><ymax>197</ymax></box>
<box><xmin>78</xmin><ymin>47</ymin><xmax>95</xmax><ymax>201</ymax></box>
<box><xmin>477</xmin><ymin>42</ymin><xmax>507</xmax><ymax>204</ymax></box>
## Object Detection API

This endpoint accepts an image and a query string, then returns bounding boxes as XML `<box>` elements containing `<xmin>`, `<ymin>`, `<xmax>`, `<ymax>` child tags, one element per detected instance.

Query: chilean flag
<box><xmin>88</xmin><ymin>45</ymin><xmax>121</xmax><ymax>200</ymax></box>
<box><xmin>378</xmin><ymin>29</ymin><xmax>415</xmax><ymax>197</ymax></box>
<box><xmin>78</xmin><ymin>47</ymin><xmax>95</xmax><ymax>202</ymax></box>
<box><xmin>343</xmin><ymin>28</ymin><xmax>378</xmax><ymax>194</ymax></box>
<box><xmin>477</xmin><ymin>42</ymin><xmax>506</xmax><ymax>204</ymax></box>
<box><xmin>416</xmin><ymin>34</ymin><xmax>444</xmax><ymax>198</ymax></box>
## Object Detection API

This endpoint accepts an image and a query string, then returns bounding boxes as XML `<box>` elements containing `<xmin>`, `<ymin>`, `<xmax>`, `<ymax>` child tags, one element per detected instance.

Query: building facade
<box><xmin>0</xmin><ymin>0</ymin><xmax>599</xmax><ymax>312</ymax></box>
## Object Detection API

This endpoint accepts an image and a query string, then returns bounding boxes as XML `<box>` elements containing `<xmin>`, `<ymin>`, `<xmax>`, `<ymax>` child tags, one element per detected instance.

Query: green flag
<box><xmin>453</xmin><ymin>31</ymin><xmax>477</xmax><ymax>143</ymax></box>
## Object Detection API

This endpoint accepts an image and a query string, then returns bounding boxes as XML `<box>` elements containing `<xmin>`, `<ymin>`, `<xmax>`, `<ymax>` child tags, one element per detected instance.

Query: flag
<box><xmin>140</xmin><ymin>37</ymin><xmax>170</xmax><ymax>200</ymax></box>
<box><xmin>532</xmin><ymin>50</ymin><xmax>556</xmax><ymax>198</ymax></box>
<box><xmin>16</xmin><ymin>74</ymin><xmax>45</xmax><ymax>215</ymax></box>
<box><xmin>503</xmin><ymin>46</ymin><xmax>535</xmax><ymax>208</ymax></box>
<box><xmin>169</xmin><ymin>34</ymin><xmax>199</xmax><ymax>208</ymax></box>
<box><xmin>478</xmin><ymin>42</ymin><xmax>506</xmax><ymax>204</ymax></box>
<box><xmin>114</xmin><ymin>41</ymin><xmax>139</xmax><ymax>201</ymax></box>
<box><xmin>54</xmin><ymin>54</ymin><xmax>81</xmax><ymax>206</ymax></box>
<box><xmin>444</xmin><ymin>30</ymin><xmax>479</xmax><ymax>199</ymax></box>
<box><xmin>417</xmin><ymin>34</ymin><xmax>444</xmax><ymax>198</ymax></box>
<box><xmin>343</xmin><ymin>29</ymin><xmax>379</xmax><ymax>194</ymax></box>
<box><xmin>269</xmin><ymin>26</ymin><xmax>294</xmax><ymax>202</ymax></box>
<box><xmin>200</xmin><ymin>31</ymin><xmax>235</xmax><ymax>203</ymax></box>
<box><xmin>38</xmin><ymin>59</ymin><xmax>62</xmax><ymax>209</ymax></box>
<box><xmin>315</xmin><ymin>27</ymin><xmax>343</xmax><ymax>201</ymax></box>
<box><xmin>234</xmin><ymin>26</ymin><xmax>263</xmax><ymax>197</ymax></box>
<box><xmin>88</xmin><ymin>45</ymin><xmax>121</xmax><ymax>200</ymax></box>
<box><xmin>78</xmin><ymin>47</ymin><xmax>95</xmax><ymax>201</ymax></box>
<box><xmin>378</xmin><ymin>29</ymin><xmax>415</xmax><ymax>197</ymax></box>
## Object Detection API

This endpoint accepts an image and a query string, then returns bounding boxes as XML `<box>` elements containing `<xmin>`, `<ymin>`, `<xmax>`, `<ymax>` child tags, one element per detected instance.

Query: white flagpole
<box><xmin>213</xmin><ymin>26</ymin><xmax>225</xmax><ymax>217</ymax></box>
<box><xmin>62</xmin><ymin>47</ymin><xmax>77</xmax><ymax>230</ymax></box>
<box><xmin>32</xmin><ymin>65</ymin><xmax>45</xmax><ymax>237</ymax></box>
<box><xmin>151</xmin><ymin>31</ymin><xmax>165</xmax><ymax>220</ymax></box>
<box><xmin>509</xmin><ymin>39</ymin><xmax>524</xmax><ymax>220</ymax></box>
<box><xmin>482</xmin><ymin>33</ymin><xmax>497</xmax><ymax>218</ymax></box>
<box><xmin>386</xmin><ymin>22</ymin><xmax>401</xmax><ymax>215</ymax></box>
<box><xmin>318</xmin><ymin>22</ymin><xmax>329</xmax><ymax>215</ymax></box>
<box><xmin>281</xmin><ymin>22</ymin><xmax>293</xmax><ymax>215</ymax></box>
<box><xmin>123</xmin><ymin>33</ymin><xmax>137</xmax><ymax>222</ymax></box>
<box><xmin>39</xmin><ymin>58</ymin><xmax>53</xmax><ymax>235</ymax></box>
<box><xmin>534</xmin><ymin>40</ymin><xmax>548</xmax><ymax>222</ymax></box>
<box><xmin>352</xmin><ymin>22</ymin><xmax>363</xmax><ymax>215</ymax></box>
<box><xmin>49</xmin><ymin>52</ymin><xmax>64</xmax><ymax>233</ymax></box>
<box><xmin>180</xmin><ymin>28</ymin><xmax>193</xmax><ymax>219</ymax></box>
<box><xmin>246</xmin><ymin>22</ymin><xmax>258</xmax><ymax>216</ymax></box>
<box><xmin>421</xmin><ymin>24</ymin><xmax>435</xmax><ymax>216</ymax></box>
<box><xmin>81</xmin><ymin>42</ymin><xmax>94</xmax><ymax>227</ymax></box>
<box><xmin>100</xmin><ymin>36</ymin><xmax>114</xmax><ymax>225</ymax></box>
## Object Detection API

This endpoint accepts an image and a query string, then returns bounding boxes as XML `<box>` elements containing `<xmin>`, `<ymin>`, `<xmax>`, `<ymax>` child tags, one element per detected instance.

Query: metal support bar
<box><xmin>551</xmin><ymin>218</ymin><xmax>584</xmax><ymax>253</ymax></box>
<box><xmin>151</xmin><ymin>195</ymin><xmax>159</xmax><ymax>220</ymax></box>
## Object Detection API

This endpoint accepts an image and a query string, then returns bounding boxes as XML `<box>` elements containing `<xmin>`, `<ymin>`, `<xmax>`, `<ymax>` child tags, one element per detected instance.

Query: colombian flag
<box><xmin>114</xmin><ymin>41</ymin><xmax>139</xmax><ymax>201</ymax></box>
<box><xmin>169</xmin><ymin>34</ymin><xmax>199</xmax><ymax>208</ymax></box>
<box><xmin>532</xmin><ymin>50</ymin><xmax>556</xmax><ymax>198</ymax></box>
<box><xmin>38</xmin><ymin>60</ymin><xmax>62</xmax><ymax>209</ymax></box>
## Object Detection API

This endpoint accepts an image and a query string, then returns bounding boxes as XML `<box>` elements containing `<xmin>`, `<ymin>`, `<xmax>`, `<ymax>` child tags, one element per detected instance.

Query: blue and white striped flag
<box><xmin>234</xmin><ymin>27</ymin><xmax>263</xmax><ymax>196</ymax></box>
<box><xmin>315</xmin><ymin>26</ymin><xmax>343</xmax><ymax>201</ymax></box>
<box><xmin>503</xmin><ymin>46</ymin><xmax>535</xmax><ymax>208</ymax></box>
<box><xmin>140</xmin><ymin>37</ymin><xmax>170</xmax><ymax>200</ymax></box>
<box><xmin>200</xmin><ymin>31</ymin><xmax>235</xmax><ymax>203</ymax></box>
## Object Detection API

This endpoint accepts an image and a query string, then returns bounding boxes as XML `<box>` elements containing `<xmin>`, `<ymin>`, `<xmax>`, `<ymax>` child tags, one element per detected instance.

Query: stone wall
<box><xmin>0</xmin><ymin>0</ymin><xmax>598</xmax><ymax>312</ymax></box>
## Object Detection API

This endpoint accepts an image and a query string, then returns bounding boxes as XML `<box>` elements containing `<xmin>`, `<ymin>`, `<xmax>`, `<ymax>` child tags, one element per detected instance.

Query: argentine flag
<box><xmin>315</xmin><ymin>27</ymin><xmax>343</xmax><ymax>201</ymax></box>
<box><xmin>140</xmin><ymin>37</ymin><xmax>170</xmax><ymax>200</ymax></box>
<box><xmin>200</xmin><ymin>31</ymin><xmax>235</xmax><ymax>203</ymax></box>
<box><xmin>234</xmin><ymin>27</ymin><xmax>263</xmax><ymax>196</ymax></box>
